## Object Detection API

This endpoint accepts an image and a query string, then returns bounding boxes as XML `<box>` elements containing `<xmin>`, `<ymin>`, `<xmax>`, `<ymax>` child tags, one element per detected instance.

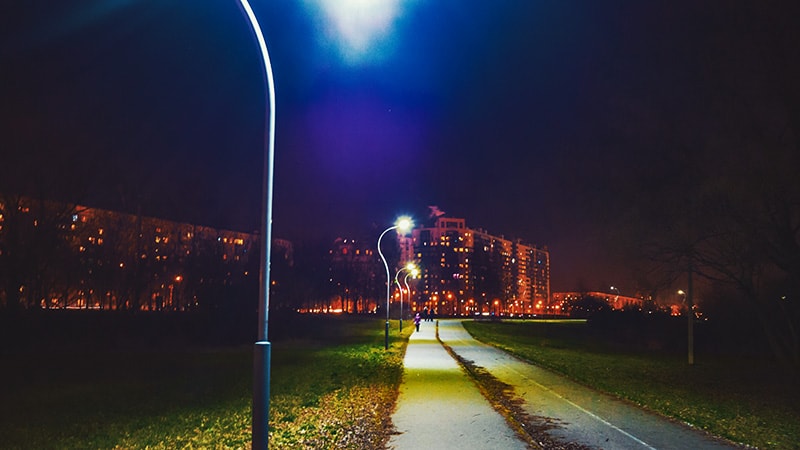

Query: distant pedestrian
<box><xmin>414</xmin><ymin>312</ymin><xmax>421</xmax><ymax>332</ymax></box>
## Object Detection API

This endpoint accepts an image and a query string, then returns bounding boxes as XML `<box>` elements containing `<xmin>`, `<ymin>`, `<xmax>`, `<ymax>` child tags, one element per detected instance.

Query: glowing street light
<box><xmin>378</xmin><ymin>216</ymin><xmax>413</xmax><ymax>349</ymax></box>
<box><xmin>395</xmin><ymin>262</ymin><xmax>418</xmax><ymax>331</ymax></box>
<box><xmin>235</xmin><ymin>1</ymin><xmax>413</xmax><ymax>446</ymax></box>
<box><xmin>610</xmin><ymin>286</ymin><xmax>621</xmax><ymax>309</ymax></box>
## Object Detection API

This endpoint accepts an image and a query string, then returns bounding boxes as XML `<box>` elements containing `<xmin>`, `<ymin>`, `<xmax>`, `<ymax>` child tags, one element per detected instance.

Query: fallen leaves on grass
<box><xmin>271</xmin><ymin>384</ymin><xmax>396</xmax><ymax>449</ymax></box>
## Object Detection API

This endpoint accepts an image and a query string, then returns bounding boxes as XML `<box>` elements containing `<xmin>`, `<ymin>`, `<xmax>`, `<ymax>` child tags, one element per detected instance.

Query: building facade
<box><xmin>550</xmin><ymin>291</ymin><xmax>645</xmax><ymax>317</ymax></box>
<box><xmin>405</xmin><ymin>216</ymin><xmax>550</xmax><ymax>316</ymax></box>
<box><xmin>325</xmin><ymin>237</ymin><xmax>381</xmax><ymax>314</ymax></box>
<box><xmin>0</xmin><ymin>195</ymin><xmax>279</xmax><ymax>312</ymax></box>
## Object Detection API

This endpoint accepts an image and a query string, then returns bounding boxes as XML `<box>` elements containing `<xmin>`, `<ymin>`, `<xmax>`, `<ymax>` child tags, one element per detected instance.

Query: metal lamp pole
<box><xmin>394</xmin><ymin>268</ymin><xmax>405</xmax><ymax>331</ymax></box>
<box><xmin>378</xmin><ymin>226</ymin><xmax>397</xmax><ymax>350</ymax></box>
<box><xmin>394</xmin><ymin>262</ymin><xmax>417</xmax><ymax>331</ymax></box>
<box><xmin>236</xmin><ymin>1</ymin><xmax>274</xmax><ymax>448</ymax></box>
<box><xmin>403</xmin><ymin>269</ymin><xmax>416</xmax><ymax>325</ymax></box>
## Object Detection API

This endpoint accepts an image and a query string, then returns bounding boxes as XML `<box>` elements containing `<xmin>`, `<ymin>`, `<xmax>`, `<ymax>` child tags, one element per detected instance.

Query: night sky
<box><xmin>2</xmin><ymin>1</ymin><xmax>798</xmax><ymax>291</ymax></box>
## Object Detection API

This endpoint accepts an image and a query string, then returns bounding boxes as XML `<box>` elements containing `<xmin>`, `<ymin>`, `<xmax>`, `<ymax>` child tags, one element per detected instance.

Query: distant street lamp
<box><xmin>404</xmin><ymin>268</ymin><xmax>419</xmax><ymax>320</ymax></box>
<box><xmin>236</xmin><ymin>1</ymin><xmax>275</xmax><ymax>448</ymax></box>
<box><xmin>378</xmin><ymin>216</ymin><xmax>413</xmax><ymax>350</ymax></box>
<box><xmin>678</xmin><ymin>287</ymin><xmax>694</xmax><ymax>365</ymax></box>
<box><xmin>394</xmin><ymin>262</ymin><xmax>418</xmax><ymax>331</ymax></box>
<box><xmin>610</xmin><ymin>286</ymin><xmax>620</xmax><ymax>309</ymax></box>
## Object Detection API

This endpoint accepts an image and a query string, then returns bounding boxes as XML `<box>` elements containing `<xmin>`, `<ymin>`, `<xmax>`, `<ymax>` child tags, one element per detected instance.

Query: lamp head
<box><xmin>307</xmin><ymin>0</ymin><xmax>404</xmax><ymax>66</ymax></box>
<box><xmin>395</xmin><ymin>216</ymin><xmax>413</xmax><ymax>235</ymax></box>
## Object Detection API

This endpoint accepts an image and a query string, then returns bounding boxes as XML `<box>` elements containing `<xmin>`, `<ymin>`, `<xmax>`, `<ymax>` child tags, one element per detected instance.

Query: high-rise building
<box><xmin>405</xmin><ymin>216</ymin><xmax>549</xmax><ymax>316</ymax></box>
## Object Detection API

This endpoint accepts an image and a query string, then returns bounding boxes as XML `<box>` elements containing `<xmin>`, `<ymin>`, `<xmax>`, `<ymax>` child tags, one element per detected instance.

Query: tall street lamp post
<box><xmin>394</xmin><ymin>262</ymin><xmax>417</xmax><ymax>331</ymax></box>
<box><xmin>678</xmin><ymin>285</ymin><xmax>695</xmax><ymax>365</ymax></box>
<box><xmin>236</xmin><ymin>2</ymin><xmax>274</xmax><ymax>448</ymax></box>
<box><xmin>235</xmin><ymin>1</ymin><xmax>411</xmax><ymax>445</ymax></box>
<box><xmin>403</xmin><ymin>267</ymin><xmax>419</xmax><ymax>326</ymax></box>
<box><xmin>378</xmin><ymin>216</ymin><xmax>413</xmax><ymax>350</ymax></box>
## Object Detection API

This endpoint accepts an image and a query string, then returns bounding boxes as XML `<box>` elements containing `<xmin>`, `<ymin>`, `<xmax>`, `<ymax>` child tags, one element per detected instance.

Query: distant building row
<box><xmin>0</xmin><ymin>195</ymin><xmax>290</xmax><ymax>311</ymax></box>
<box><xmin>7</xmin><ymin>196</ymin><xmax>614</xmax><ymax>317</ymax></box>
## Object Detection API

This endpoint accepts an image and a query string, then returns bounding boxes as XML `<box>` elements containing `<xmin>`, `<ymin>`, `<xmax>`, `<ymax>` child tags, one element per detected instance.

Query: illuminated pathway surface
<box><xmin>438</xmin><ymin>320</ymin><xmax>745</xmax><ymax>450</ymax></box>
<box><xmin>388</xmin><ymin>319</ymin><xmax>528</xmax><ymax>450</ymax></box>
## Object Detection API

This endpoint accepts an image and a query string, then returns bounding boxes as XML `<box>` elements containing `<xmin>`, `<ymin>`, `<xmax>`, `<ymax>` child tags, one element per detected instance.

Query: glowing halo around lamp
<box><xmin>305</xmin><ymin>0</ymin><xmax>404</xmax><ymax>65</ymax></box>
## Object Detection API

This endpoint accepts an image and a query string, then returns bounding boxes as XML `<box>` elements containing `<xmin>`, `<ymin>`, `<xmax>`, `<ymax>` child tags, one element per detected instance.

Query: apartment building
<box><xmin>0</xmin><ymin>196</ymin><xmax>277</xmax><ymax>311</ymax></box>
<box><xmin>405</xmin><ymin>216</ymin><xmax>550</xmax><ymax>316</ymax></box>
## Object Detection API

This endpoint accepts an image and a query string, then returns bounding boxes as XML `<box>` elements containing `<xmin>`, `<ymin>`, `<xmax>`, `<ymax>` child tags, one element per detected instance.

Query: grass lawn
<box><xmin>463</xmin><ymin>319</ymin><xmax>800</xmax><ymax>450</ymax></box>
<box><xmin>0</xmin><ymin>315</ymin><xmax>408</xmax><ymax>449</ymax></box>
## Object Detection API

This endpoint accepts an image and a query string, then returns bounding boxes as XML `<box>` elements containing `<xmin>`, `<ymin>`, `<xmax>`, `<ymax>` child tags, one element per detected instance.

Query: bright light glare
<box><xmin>395</xmin><ymin>216</ymin><xmax>413</xmax><ymax>234</ymax></box>
<box><xmin>306</xmin><ymin>0</ymin><xmax>403</xmax><ymax>65</ymax></box>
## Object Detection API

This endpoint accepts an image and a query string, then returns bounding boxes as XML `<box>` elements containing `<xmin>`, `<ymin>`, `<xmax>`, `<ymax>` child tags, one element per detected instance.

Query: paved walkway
<box><xmin>387</xmin><ymin>319</ymin><xmax>529</xmax><ymax>450</ymax></box>
<box><xmin>416</xmin><ymin>320</ymin><xmax>741</xmax><ymax>450</ymax></box>
<box><xmin>439</xmin><ymin>320</ymin><xmax>740</xmax><ymax>450</ymax></box>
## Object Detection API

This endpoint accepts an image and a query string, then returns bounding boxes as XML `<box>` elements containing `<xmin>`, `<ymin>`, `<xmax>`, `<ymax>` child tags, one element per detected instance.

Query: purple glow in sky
<box><xmin>2</xmin><ymin>1</ymin><xmax>798</xmax><ymax>291</ymax></box>
<box><xmin>303</xmin><ymin>93</ymin><xmax>427</xmax><ymax>174</ymax></box>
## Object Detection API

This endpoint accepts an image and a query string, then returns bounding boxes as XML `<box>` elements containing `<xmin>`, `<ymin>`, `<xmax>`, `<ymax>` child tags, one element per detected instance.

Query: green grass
<box><xmin>0</xmin><ymin>316</ymin><xmax>408</xmax><ymax>449</ymax></box>
<box><xmin>463</xmin><ymin>320</ymin><xmax>800</xmax><ymax>450</ymax></box>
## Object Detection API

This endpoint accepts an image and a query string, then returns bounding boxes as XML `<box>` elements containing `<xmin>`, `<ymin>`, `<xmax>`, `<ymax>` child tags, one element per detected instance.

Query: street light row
<box><xmin>377</xmin><ymin>216</ymin><xmax>415</xmax><ymax>350</ymax></box>
<box><xmin>395</xmin><ymin>261</ymin><xmax>420</xmax><ymax>331</ymax></box>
